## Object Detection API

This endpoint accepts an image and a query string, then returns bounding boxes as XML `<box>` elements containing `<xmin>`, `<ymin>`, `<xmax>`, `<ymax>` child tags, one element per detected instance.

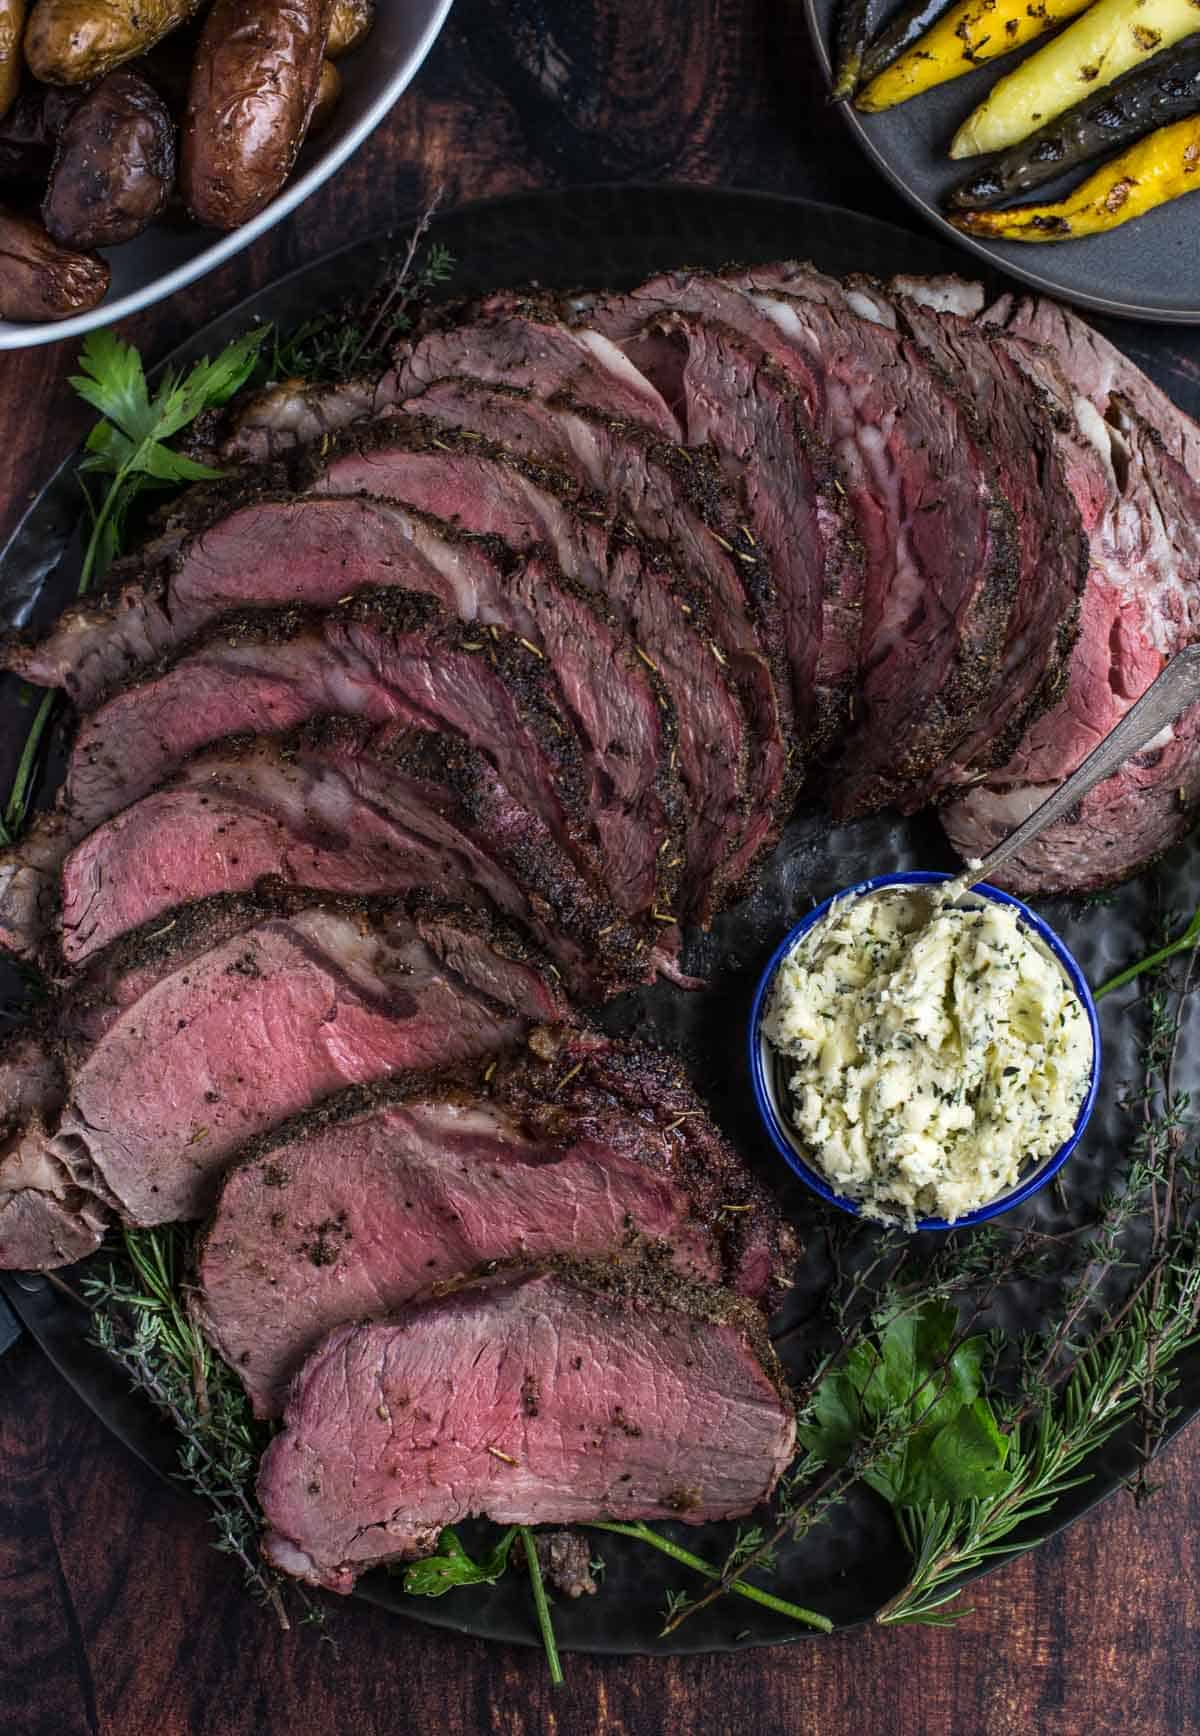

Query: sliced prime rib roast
<box><xmin>58</xmin><ymin>719</ymin><xmax>643</xmax><ymax>998</ymax></box>
<box><xmin>570</xmin><ymin>302</ymin><xmax>858</xmax><ymax>754</ymax></box>
<box><xmin>2</xmin><ymin>495</ymin><xmax>682</xmax><ymax>939</ymax></box>
<box><xmin>582</xmin><ymin>265</ymin><xmax>1020</xmax><ymax>816</ymax></box>
<box><xmin>391</xmin><ymin>381</ymin><xmax>796</xmax><ymax>892</ymax></box>
<box><xmin>842</xmin><ymin>279</ymin><xmax>1088</xmax><ymax>802</ymax></box>
<box><xmin>199</xmin><ymin>1027</ymin><xmax>795</xmax><ymax>1417</ymax></box>
<box><xmin>3</xmin><ymin>593</ymin><xmax>666</xmax><ymax>980</ymax></box>
<box><xmin>306</xmin><ymin>423</ymin><xmax>760</xmax><ymax>923</ymax></box>
<box><xmin>218</xmin><ymin>295</ymin><xmax>682</xmax><ymax>465</ymax></box>
<box><xmin>258</xmin><ymin>1261</ymin><xmax>797</xmax><ymax>1591</ymax></box>
<box><xmin>908</xmin><ymin>281</ymin><xmax>1200</xmax><ymax>890</ymax></box>
<box><xmin>2</xmin><ymin>892</ymin><xmax>570</xmax><ymax>1266</ymax></box>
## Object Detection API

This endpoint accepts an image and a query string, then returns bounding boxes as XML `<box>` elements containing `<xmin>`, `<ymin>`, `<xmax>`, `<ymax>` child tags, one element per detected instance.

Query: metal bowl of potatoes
<box><xmin>0</xmin><ymin>0</ymin><xmax>455</xmax><ymax>350</ymax></box>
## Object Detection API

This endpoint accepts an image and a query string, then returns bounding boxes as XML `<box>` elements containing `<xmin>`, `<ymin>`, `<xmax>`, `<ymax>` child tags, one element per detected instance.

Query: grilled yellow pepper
<box><xmin>950</xmin><ymin>0</ymin><xmax>1200</xmax><ymax>157</ymax></box>
<box><xmin>856</xmin><ymin>0</ymin><xmax>1092</xmax><ymax>112</ymax></box>
<box><xmin>951</xmin><ymin>114</ymin><xmax>1200</xmax><ymax>240</ymax></box>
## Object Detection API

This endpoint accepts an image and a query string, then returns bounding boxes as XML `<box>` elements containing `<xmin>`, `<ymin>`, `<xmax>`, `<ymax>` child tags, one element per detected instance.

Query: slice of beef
<box><xmin>983</xmin><ymin>290</ymin><xmax>1200</xmax><ymax>479</ymax></box>
<box><xmin>844</xmin><ymin>278</ymin><xmax>1089</xmax><ymax>801</ymax></box>
<box><xmin>8</xmin><ymin>493</ymin><xmax>679</xmax><ymax>942</ymax></box>
<box><xmin>494</xmin><ymin>1024</ymin><xmax>798</xmax><ymax>1308</ymax></box>
<box><xmin>307</xmin><ymin>426</ymin><xmax>753</xmax><ymax>923</ymax></box>
<box><xmin>215</xmin><ymin>298</ymin><xmax>682</xmax><ymax>468</ymax></box>
<box><xmin>198</xmin><ymin>1073</ymin><xmax>728</xmax><ymax>1417</ymax></box>
<box><xmin>388</xmin><ymin>294</ymin><xmax>683</xmax><ymax>438</ymax></box>
<box><xmin>59</xmin><ymin>719</ymin><xmax>641</xmax><ymax>999</ymax></box>
<box><xmin>943</xmin><ymin>399</ymin><xmax>1200</xmax><ymax>891</ymax></box>
<box><xmin>258</xmin><ymin>1261</ymin><xmax>797</xmax><ymax>1591</ymax></box>
<box><xmin>0</xmin><ymin>1032</ymin><xmax>103</xmax><ymax>1270</ymax></box>
<box><xmin>6</xmin><ymin>592</ymin><xmax>627</xmax><ymax>970</ymax></box>
<box><xmin>33</xmin><ymin>894</ymin><xmax>569</xmax><ymax>1236</ymax></box>
<box><xmin>200</xmin><ymin>1023</ymin><xmax>796</xmax><ymax>1417</ymax></box>
<box><xmin>576</xmin><ymin>288</ymin><xmax>857</xmax><ymax>751</ymax></box>
<box><xmin>216</xmin><ymin>375</ymin><xmax>389</xmax><ymax>465</ymax></box>
<box><xmin>586</xmin><ymin>265</ymin><xmax>1019</xmax><ymax>814</ymax></box>
<box><xmin>392</xmin><ymin>380</ymin><xmax>794</xmax><ymax>897</ymax></box>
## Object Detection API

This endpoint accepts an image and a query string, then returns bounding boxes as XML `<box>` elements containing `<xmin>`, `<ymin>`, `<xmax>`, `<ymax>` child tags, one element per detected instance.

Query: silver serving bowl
<box><xmin>0</xmin><ymin>0</ymin><xmax>455</xmax><ymax>351</ymax></box>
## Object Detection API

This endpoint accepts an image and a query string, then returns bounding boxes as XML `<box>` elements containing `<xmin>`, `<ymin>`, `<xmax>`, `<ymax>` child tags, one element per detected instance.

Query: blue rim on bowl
<box><xmin>747</xmin><ymin>870</ymin><xmax>1102</xmax><ymax>1232</ymax></box>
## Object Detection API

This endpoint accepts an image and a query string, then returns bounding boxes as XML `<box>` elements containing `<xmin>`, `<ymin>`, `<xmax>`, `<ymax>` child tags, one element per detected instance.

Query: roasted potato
<box><xmin>0</xmin><ymin>0</ymin><xmax>26</xmax><ymax>121</ymax></box>
<box><xmin>308</xmin><ymin>58</ymin><xmax>341</xmax><ymax>138</ymax></box>
<box><xmin>24</xmin><ymin>0</ymin><xmax>203</xmax><ymax>86</ymax></box>
<box><xmin>0</xmin><ymin>79</ymin><xmax>79</xmax><ymax>180</ymax></box>
<box><xmin>43</xmin><ymin>68</ymin><xmax>174</xmax><ymax>247</ymax></box>
<box><xmin>0</xmin><ymin>203</ymin><xmax>108</xmax><ymax>317</ymax></box>
<box><xmin>326</xmin><ymin>0</ymin><xmax>372</xmax><ymax>58</ymax></box>
<box><xmin>182</xmin><ymin>0</ymin><xmax>335</xmax><ymax>231</ymax></box>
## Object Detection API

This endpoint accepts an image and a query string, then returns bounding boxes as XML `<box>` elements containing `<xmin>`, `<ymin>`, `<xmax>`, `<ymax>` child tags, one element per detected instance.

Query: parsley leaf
<box><xmin>2</xmin><ymin>324</ymin><xmax>269</xmax><ymax>844</ymax></box>
<box><xmin>400</xmin><ymin>1527</ymin><xmax>518</xmax><ymax>1597</ymax></box>
<box><xmin>800</xmin><ymin>1300</ymin><xmax>1009</xmax><ymax>1510</ymax></box>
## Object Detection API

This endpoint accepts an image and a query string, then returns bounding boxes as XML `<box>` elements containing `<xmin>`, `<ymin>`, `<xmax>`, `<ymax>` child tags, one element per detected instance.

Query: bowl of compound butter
<box><xmin>749</xmin><ymin>871</ymin><xmax>1101</xmax><ymax>1231</ymax></box>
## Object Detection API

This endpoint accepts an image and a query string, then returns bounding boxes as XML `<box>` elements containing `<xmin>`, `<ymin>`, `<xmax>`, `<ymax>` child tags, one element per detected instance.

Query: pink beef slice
<box><xmin>389</xmin><ymin>381</ymin><xmax>793</xmax><ymax>900</ymax></box>
<box><xmin>198</xmin><ymin>1082</ymin><xmax>727</xmax><ymax>1418</ymax></box>
<box><xmin>0</xmin><ymin>591</ymin><xmax>622</xmax><ymax>967</ymax></box>
<box><xmin>213</xmin><ymin>294</ymin><xmax>681</xmax><ymax>465</ymax></box>
<box><xmin>942</xmin><ymin>299</ymin><xmax>1200</xmax><ymax>892</ymax></box>
<box><xmin>257</xmin><ymin>1264</ymin><xmax>797</xmax><ymax>1592</ymax></box>
<box><xmin>200</xmin><ymin>1025</ymin><xmax>796</xmax><ymax>1417</ymax></box>
<box><xmin>580</xmin><ymin>265</ymin><xmax>1018</xmax><ymax>810</ymax></box>
<box><xmin>57</xmin><ymin>719</ymin><xmax>644</xmax><ymax>1001</ymax></box>
<box><xmin>38</xmin><ymin>896</ymin><xmax>569</xmax><ymax>1232</ymax></box>
<box><xmin>307</xmin><ymin>424</ymin><xmax>756</xmax><ymax>925</ymax></box>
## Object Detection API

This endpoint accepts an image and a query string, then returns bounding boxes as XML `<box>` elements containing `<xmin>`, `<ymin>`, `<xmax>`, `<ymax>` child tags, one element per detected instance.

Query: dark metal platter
<box><xmin>803</xmin><ymin>0</ymin><xmax>1200</xmax><ymax>324</ymax></box>
<box><xmin>3</xmin><ymin>183</ymin><xmax>1200</xmax><ymax>1656</ymax></box>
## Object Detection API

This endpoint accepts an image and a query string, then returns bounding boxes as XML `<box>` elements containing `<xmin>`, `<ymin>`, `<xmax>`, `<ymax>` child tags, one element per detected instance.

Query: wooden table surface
<box><xmin>2</xmin><ymin>3</ymin><xmax>1199</xmax><ymax>1732</ymax></box>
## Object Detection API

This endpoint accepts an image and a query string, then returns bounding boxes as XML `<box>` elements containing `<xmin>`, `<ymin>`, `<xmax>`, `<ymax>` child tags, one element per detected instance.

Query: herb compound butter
<box><xmin>762</xmin><ymin>888</ymin><xmax>1093</xmax><ymax>1225</ymax></box>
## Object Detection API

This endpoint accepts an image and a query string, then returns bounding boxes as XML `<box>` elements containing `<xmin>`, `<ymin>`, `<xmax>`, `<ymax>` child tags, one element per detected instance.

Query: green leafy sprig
<box><xmin>2</xmin><ymin>327</ymin><xmax>266</xmax><ymax>844</ymax></box>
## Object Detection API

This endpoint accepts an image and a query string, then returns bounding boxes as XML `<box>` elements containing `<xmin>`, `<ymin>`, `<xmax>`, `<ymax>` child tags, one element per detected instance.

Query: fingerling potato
<box><xmin>182</xmin><ymin>0</ymin><xmax>335</xmax><ymax>231</ymax></box>
<box><xmin>308</xmin><ymin>58</ymin><xmax>341</xmax><ymax>137</ymax></box>
<box><xmin>43</xmin><ymin>68</ymin><xmax>174</xmax><ymax>247</ymax></box>
<box><xmin>326</xmin><ymin>0</ymin><xmax>372</xmax><ymax>58</ymax></box>
<box><xmin>0</xmin><ymin>0</ymin><xmax>26</xmax><ymax>121</ymax></box>
<box><xmin>24</xmin><ymin>0</ymin><xmax>203</xmax><ymax>85</ymax></box>
<box><xmin>0</xmin><ymin>203</ymin><xmax>108</xmax><ymax>317</ymax></box>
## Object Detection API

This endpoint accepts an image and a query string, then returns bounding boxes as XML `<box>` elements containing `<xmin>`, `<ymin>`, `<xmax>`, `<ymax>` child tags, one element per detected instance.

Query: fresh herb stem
<box><xmin>586</xmin><ymin>1522</ymin><xmax>833</xmax><ymax>1634</ymax></box>
<box><xmin>2</xmin><ymin>689</ymin><xmax>55</xmax><ymax>838</ymax></box>
<box><xmin>520</xmin><ymin>1527</ymin><xmax>564</xmax><ymax>1686</ymax></box>
<box><xmin>1095</xmin><ymin>906</ymin><xmax>1200</xmax><ymax>998</ymax></box>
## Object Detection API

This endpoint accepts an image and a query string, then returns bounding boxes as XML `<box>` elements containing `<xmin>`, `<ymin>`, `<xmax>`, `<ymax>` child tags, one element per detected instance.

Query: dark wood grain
<box><xmin>1</xmin><ymin>3</ymin><xmax>1199</xmax><ymax>1731</ymax></box>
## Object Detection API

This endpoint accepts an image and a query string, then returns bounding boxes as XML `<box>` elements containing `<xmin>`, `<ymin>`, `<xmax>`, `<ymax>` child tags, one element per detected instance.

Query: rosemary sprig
<box><xmin>879</xmin><ymin>1246</ymin><xmax>1200</xmax><ymax>1624</ymax></box>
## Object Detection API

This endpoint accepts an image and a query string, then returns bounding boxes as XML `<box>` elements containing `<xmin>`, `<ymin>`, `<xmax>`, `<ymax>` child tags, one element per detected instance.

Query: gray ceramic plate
<box><xmin>0</xmin><ymin>0</ymin><xmax>454</xmax><ymax>352</ymax></box>
<box><xmin>804</xmin><ymin>0</ymin><xmax>1200</xmax><ymax>322</ymax></box>
<box><xmin>2</xmin><ymin>185</ymin><xmax>1199</xmax><ymax>1654</ymax></box>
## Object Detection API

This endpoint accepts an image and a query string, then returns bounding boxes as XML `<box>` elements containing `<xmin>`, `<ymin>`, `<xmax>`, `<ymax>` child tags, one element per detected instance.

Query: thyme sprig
<box><xmin>79</xmin><ymin>1226</ymin><xmax>306</xmax><ymax>1631</ymax></box>
<box><xmin>271</xmin><ymin>197</ymin><xmax>454</xmax><ymax>384</ymax></box>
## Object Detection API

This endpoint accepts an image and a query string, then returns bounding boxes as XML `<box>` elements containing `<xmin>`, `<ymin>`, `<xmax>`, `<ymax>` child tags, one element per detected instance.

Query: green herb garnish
<box><xmin>2</xmin><ymin>326</ymin><xmax>266</xmax><ymax>844</ymax></box>
<box><xmin>401</xmin><ymin>1526</ymin><xmax>518</xmax><ymax>1597</ymax></box>
<box><xmin>800</xmin><ymin>1300</ymin><xmax>1010</xmax><ymax>1509</ymax></box>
